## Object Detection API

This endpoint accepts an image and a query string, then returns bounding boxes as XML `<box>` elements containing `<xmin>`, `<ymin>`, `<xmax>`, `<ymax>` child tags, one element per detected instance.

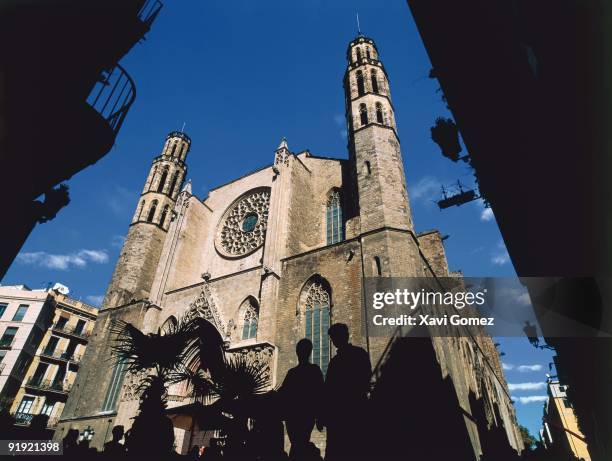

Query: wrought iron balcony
<box><xmin>51</xmin><ymin>322</ymin><xmax>91</xmax><ymax>340</ymax></box>
<box><xmin>14</xmin><ymin>412</ymin><xmax>33</xmax><ymax>426</ymax></box>
<box><xmin>138</xmin><ymin>0</ymin><xmax>164</xmax><ymax>27</ymax></box>
<box><xmin>87</xmin><ymin>64</ymin><xmax>136</xmax><ymax>137</ymax></box>
<box><xmin>25</xmin><ymin>378</ymin><xmax>72</xmax><ymax>394</ymax></box>
<box><xmin>40</xmin><ymin>348</ymin><xmax>81</xmax><ymax>364</ymax></box>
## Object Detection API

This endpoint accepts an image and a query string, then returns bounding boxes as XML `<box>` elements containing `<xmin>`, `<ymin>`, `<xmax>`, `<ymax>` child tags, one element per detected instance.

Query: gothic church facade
<box><xmin>56</xmin><ymin>36</ymin><xmax>523</xmax><ymax>457</ymax></box>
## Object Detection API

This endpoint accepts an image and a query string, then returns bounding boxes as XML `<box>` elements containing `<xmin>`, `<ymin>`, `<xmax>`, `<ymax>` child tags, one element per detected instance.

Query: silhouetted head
<box><xmin>112</xmin><ymin>425</ymin><xmax>124</xmax><ymax>442</ymax></box>
<box><xmin>64</xmin><ymin>428</ymin><xmax>79</xmax><ymax>447</ymax></box>
<box><xmin>296</xmin><ymin>338</ymin><xmax>313</xmax><ymax>364</ymax></box>
<box><xmin>328</xmin><ymin>323</ymin><xmax>349</xmax><ymax>349</ymax></box>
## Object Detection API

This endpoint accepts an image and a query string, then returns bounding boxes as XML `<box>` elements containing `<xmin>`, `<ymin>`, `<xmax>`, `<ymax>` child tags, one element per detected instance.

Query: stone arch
<box><xmin>298</xmin><ymin>275</ymin><xmax>333</xmax><ymax>374</ymax></box>
<box><xmin>238</xmin><ymin>296</ymin><xmax>259</xmax><ymax>340</ymax></box>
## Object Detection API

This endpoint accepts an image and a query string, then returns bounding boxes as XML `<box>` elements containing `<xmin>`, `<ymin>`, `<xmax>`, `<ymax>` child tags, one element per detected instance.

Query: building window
<box><xmin>373</xmin><ymin>256</ymin><xmax>382</xmax><ymax>276</ymax></box>
<box><xmin>366</xmin><ymin>47</ymin><xmax>371</xmax><ymax>59</ymax></box>
<box><xmin>326</xmin><ymin>190</ymin><xmax>344</xmax><ymax>245</ymax></box>
<box><xmin>137</xmin><ymin>200</ymin><xmax>145</xmax><ymax>221</ymax></box>
<box><xmin>41</xmin><ymin>399</ymin><xmax>55</xmax><ymax>416</ymax></box>
<box><xmin>0</xmin><ymin>350</ymin><xmax>6</xmax><ymax>364</ymax></box>
<box><xmin>371</xmin><ymin>70</ymin><xmax>379</xmax><ymax>94</ymax></box>
<box><xmin>168</xmin><ymin>171</ymin><xmax>179</xmax><ymax>197</ymax></box>
<box><xmin>304</xmin><ymin>281</ymin><xmax>331</xmax><ymax>375</ymax></box>
<box><xmin>74</xmin><ymin>319</ymin><xmax>86</xmax><ymax>335</ymax></box>
<box><xmin>55</xmin><ymin>316</ymin><xmax>68</xmax><ymax>329</ymax></box>
<box><xmin>0</xmin><ymin>327</ymin><xmax>18</xmax><ymax>347</ymax></box>
<box><xmin>0</xmin><ymin>303</ymin><xmax>7</xmax><ymax>319</ymax></box>
<box><xmin>159</xmin><ymin>205</ymin><xmax>170</xmax><ymax>228</ymax></box>
<box><xmin>356</xmin><ymin>71</ymin><xmax>365</xmax><ymax>96</ymax></box>
<box><xmin>31</xmin><ymin>363</ymin><xmax>49</xmax><ymax>386</ymax></box>
<box><xmin>157</xmin><ymin>167</ymin><xmax>169</xmax><ymax>193</ymax></box>
<box><xmin>359</xmin><ymin>103</ymin><xmax>368</xmax><ymax>126</ymax></box>
<box><xmin>364</xmin><ymin>161</ymin><xmax>371</xmax><ymax>176</ymax></box>
<box><xmin>147</xmin><ymin>200</ymin><xmax>158</xmax><ymax>223</ymax></box>
<box><xmin>241</xmin><ymin>299</ymin><xmax>259</xmax><ymax>340</ymax></box>
<box><xmin>101</xmin><ymin>359</ymin><xmax>127</xmax><ymax>412</ymax></box>
<box><xmin>376</xmin><ymin>103</ymin><xmax>384</xmax><ymax>124</ymax></box>
<box><xmin>12</xmin><ymin>304</ymin><xmax>28</xmax><ymax>322</ymax></box>
<box><xmin>43</xmin><ymin>336</ymin><xmax>60</xmax><ymax>355</ymax></box>
<box><xmin>170</xmin><ymin>142</ymin><xmax>177</xmax><ymax>157</ymax></box>
<box><xmin>16</xmin><ymin>396</ymin><xmax>34</xmax><ymax>415</ymax></box>
<box><xmin>355</xmin><ymin>47</ymin><xmax>362</xmax><ymax>62</ymax></box>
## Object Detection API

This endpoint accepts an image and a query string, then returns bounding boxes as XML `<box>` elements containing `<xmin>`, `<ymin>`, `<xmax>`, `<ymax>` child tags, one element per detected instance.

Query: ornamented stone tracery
<box><xmin>216</xmin><ymin>189</ymin><xmax>271</xmax><ymax>257</ymax></box>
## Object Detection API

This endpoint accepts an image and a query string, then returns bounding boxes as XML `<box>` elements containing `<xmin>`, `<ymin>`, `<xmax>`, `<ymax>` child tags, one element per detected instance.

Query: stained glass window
<box><xmin>242</xmin><ymin>300</ymin><xmax>258</xmax><ymax>340</ymax></box>
<box><xmin>326</xmin><ymin>191</ymin><xmax>344</xmax><ymax>245</ymax></box>
<box><xmin>304</xmin><ymin>283</ymin><xmax>331</xmax><ymax>375</ymax></box>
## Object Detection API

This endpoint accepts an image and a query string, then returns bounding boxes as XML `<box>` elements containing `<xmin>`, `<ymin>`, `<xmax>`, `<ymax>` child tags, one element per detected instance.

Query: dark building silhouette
<box><xmin>0</xmin><ymin>0</ymin><xmax>164</xmax><ymax>279</ymax></box>
<box><xmin>406</xmin><ymin>1</ymin><xmax>611</xmax><ymax>459</ymax></box>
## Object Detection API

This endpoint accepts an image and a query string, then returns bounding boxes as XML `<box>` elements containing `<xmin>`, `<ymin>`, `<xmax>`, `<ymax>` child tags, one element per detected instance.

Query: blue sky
<box><xmin>2</xmin><ymin>0</ymin><xmax>553</xmax><ymax>440</ymax></box>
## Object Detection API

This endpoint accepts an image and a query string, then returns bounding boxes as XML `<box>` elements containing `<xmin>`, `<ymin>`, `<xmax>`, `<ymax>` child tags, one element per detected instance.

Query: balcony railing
<box><xmin>87</xmin><ymin>64</ymin><xmax>136</xmax><ymax>136</ymax></box>
<box><xmin>26</xmin><ymin>378</ymin><xmax>72</xmax><ymax>394</ymax></box>
<box><xmin>138</xmin><ymin>0</ymin><xmax>163</xmax><ymax>27</ymax></box>
<box><xmin>51</xmin><ymin>322</ymin><xmax>91</xmax><ymax>340</ymax></box>
<box><xmin>40</xmin><ymin>348</ymin><xmax>81</xmax><ymax>364</ymax></box>
<box><xmin>14</xmin><ymin>412</ymin><xmax>33</xmax><ymax>425</ymax></box>
<box><xmin>13</xmin><ymin>412</ymin><xmax>59</xmax><ymax>428</ymax></box>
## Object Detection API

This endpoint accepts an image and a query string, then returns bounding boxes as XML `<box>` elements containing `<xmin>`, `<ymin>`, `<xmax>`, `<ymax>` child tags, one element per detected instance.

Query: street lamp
<box><xmin>79</xmin><ymin>426</ymin><xmax>95</xmax><ymax>442</ymax></box>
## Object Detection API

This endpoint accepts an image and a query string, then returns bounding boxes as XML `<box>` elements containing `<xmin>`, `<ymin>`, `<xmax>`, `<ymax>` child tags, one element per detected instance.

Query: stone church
<box><xmin>56</xmin><ymin>35</ymin><xmax>524</xmax><ymax>457</ymax></box>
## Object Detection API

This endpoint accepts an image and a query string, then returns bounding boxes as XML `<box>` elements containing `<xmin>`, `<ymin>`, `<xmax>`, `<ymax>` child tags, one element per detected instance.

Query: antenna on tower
<box><xmin>356</xmin><ymin>12</ymin><xmax>362</xmax><ymax>36</ymax></box>
<box><xmin>180</xmin><ymin>122</ymin><xmax>186</xmax><ymax>133</ymax></box>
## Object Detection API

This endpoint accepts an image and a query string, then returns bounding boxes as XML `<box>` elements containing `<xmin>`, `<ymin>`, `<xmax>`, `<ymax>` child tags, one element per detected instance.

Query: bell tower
<box><xmin>103</xmin><ymin>131</ymin><xmax>191</xmax><ymax>308</ymax></box>
<box><xmin>344</xmin><ymin>36</ymin><xmax>414</xmax><ymax>233</ymax></box>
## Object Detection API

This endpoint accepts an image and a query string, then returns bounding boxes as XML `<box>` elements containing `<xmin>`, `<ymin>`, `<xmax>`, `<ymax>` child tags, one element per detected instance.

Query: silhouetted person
<box><xmin>280</xmin><ymin>338</ymin><xmax>324</xmax><ymax>460</ymax></box>
<box><xmin>28</xmin><ymin>413</ymin><xmax>49</xmax><ymax>439</ymax></box>
<box><xmin>187</xmin><ymin>445</ymin><xmax>200</xmax><ymax>460</ymax></box>
<box><xmin>323</xmin><ymin>323</ymin><xmax>371</xmax><ymax>461</ymax></box>
<box><xmin>103</xmin><ymin>425</ymin><xmax>126</xmax><ymax>457</ymax></box>
<box><xmin>62</xmin><ymin>428</ymin><xmax>86</xmax><ymax>460</ymax></box>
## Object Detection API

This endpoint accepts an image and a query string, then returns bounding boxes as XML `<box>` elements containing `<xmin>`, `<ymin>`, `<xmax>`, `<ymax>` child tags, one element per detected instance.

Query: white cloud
<box><xmin>491</xmin><ymin>240</ymin><xmax>510</xmax><ymax>266</ymax></box>
<box><xmin>409</xmin><ymin>176</ymin><xmax>440</xmax><ymax>202</ymax></box>
<box><xmin>512</xmin><ymin>395</ymin><xmax>548</xmax><ymax>405</ymax></box>
<box><xmin>86</xmin><ymin>295</ymin><xmax>104</xmax><ymax>307</ymax></box>
<box><xmin>16</xmin><ymin>249</ymin><xmax>109</xmax><ymax>271</ymax></box>
<box><xmin>333</xmin><ymin>114</ymin><xmax>345</xmax><ymax>126</ymax></box>
<box><xmin>508</xmin><ymin>382</ymin><xmax>546</xmax><ymax>391</ymax></box>
<box><xmin>517</xmin><ymin>364</ymin><xmax>543</xmax><ymax>373</ymax></box>
<box><xmin>502</xmin><ymin>363</ymin><xmax>514</xmax><ymax>371</ymax></box>
<box><xmin>481</xmin><ymin>207</ymin><xmax>494</xmax><ymax>222</ymax></box>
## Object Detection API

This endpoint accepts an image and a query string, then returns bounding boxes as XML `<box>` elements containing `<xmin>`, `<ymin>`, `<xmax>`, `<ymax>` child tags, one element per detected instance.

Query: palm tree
<box><xmin>110</xmin><ymin>314</ymin><xmax>270</xmax><ymax>456</ymax></box>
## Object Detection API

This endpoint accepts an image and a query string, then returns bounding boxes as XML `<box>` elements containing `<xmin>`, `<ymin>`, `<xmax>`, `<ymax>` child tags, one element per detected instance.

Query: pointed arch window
<box><xmin>147</xmin><ymin>200</ymin><xmax>158</xmax><ymax>223</ymax></box>
<box><xmin>326</xmin><ymin>190</ymin><xmax>344</xmax><ymax>244</ymax></box>
<box><xmin>373</xmin><ymin>256</ymin><xmax>382</xmax><ymax>276</ymax></box>
<box><xmin>159</xmin><ymin>204</ymin><xmax>170</xmax><ymax>227</ymax></box>
<box><xmin>242</xmin><ymin>299</ymin><xmax>259</xmax><ymax>340</ymax></box>
<box><xmin>137</xmin><ymin>200</ymin><xmax>145</xmax><ymax>221</ymax></box>
<box><xmin>355</xmin><ymin>47</ymin><xmax>362</xmax><ymax>63</ymax></box>
<box><xmin>168</xmin><ymin>171</ymin><xmax>179</xmax><ymax>198</ymax></box>
<box><xmin>371</xmin><ymin>70</ymin><xmax>379</xmax><ymax>94</ymax></box>
<box><xmin>157</xmin><ymin>167</ymin><xmax>169</xmax><ymax>193</ymax></box>
<box><xmin>376</xmin><ymin>102</ymin><xmax>385</xmax><ymax>124</ymax></box>
<box><xmin>170</xmin><ymin>142</ymin><xmax>177</xmax><ymax>157</ymax></box>
<box><xmin>304</xmin><ymin>281</ymin><xmax>331</xmax><ymax>374</ymax></box>
<box><xmin>366</xmin><ymin>47</ymin><xmax>371</xmax><ymax>59</ymax></box>
<box><xmin>356</xmin><ymin>71</ymin><xmax>365</xmax><ymax>96</ymax></box>
<box><xmin>149</xmin><ymin>166</ymin><xmax>157</xmax><ymax>191</ymax></box>
<box><xmin>359</xmin><ymin>103</ymin><xmax>368</xmax><ymax>126</ymax></box>
<box><xmin>101</xmin><ymin>359</ymin><xmax>126</xmax><ymax>412</ymax></box>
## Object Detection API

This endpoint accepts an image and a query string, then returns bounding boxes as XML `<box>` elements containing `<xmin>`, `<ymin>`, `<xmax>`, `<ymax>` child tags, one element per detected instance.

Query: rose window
<box><xmin>216</xmin><ymin>189</ymin><xmax>270</xmax><ymax>257</ymax></box>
